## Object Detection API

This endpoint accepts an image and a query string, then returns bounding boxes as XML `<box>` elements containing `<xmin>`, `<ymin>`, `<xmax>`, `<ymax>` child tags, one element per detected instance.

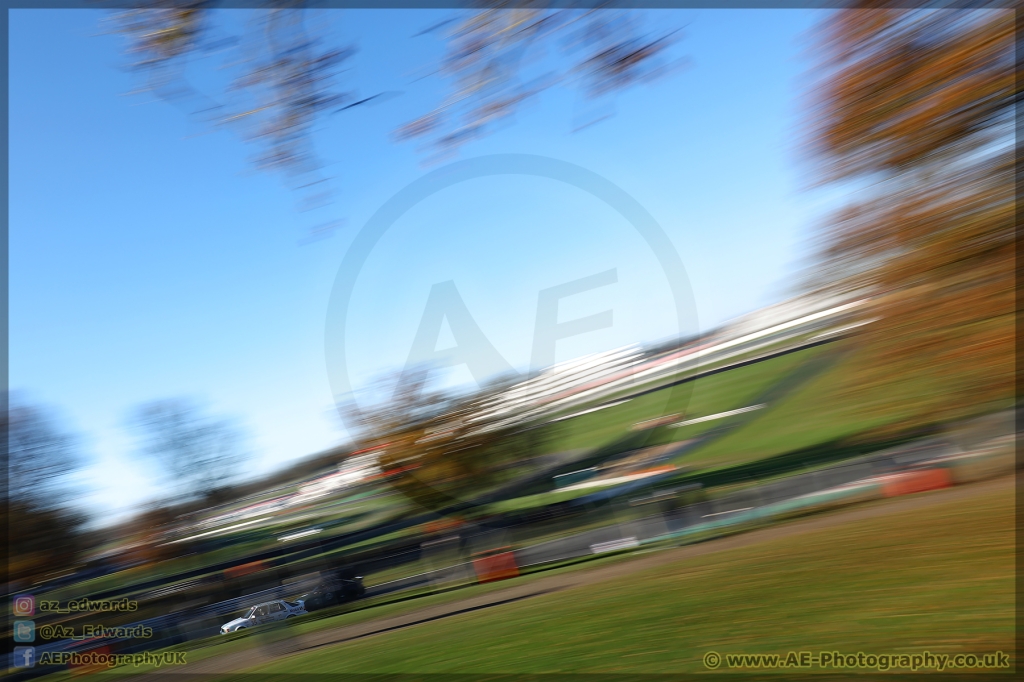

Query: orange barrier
<box><xmin>224</xmin><ymin>560</ymin><xmax>265</xmax><ymax>579</ymax></box>
<box><xmin>882</xmin><ymin>468</ymin><xmax>952</xmax><ymax>498</ymax></box>
<box><xmin>424</xmin><ymin>517</ymin><xmax>463</xmax><ymax>534</ymax></box>
<box><xmin>637</xmin><ymin>465</ymin><xmax>677</xmax><ymax>476</ymax></box>
<box><xmin>472</xmin><ymin>548</ymin><xmax>519</xmax><ymax>583</ymax></box>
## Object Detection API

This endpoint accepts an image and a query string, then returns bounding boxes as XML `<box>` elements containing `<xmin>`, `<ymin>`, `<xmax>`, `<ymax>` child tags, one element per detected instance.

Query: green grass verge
<box><xmin>547</xmin><ymin>344</ymin><xmax>819</xmax><ymax>455</ymax></box>
<box><xmin>245</xmin><ymin>482</ymin><xmax>1013</xmax><ymax>673</ymax></box>
<box><xmin>68</xmin><ymin>549</ymin><xmax>653</xmax><ymax>680</ymax></box>
<box><xmin>679</xmin><ymin>344</ymin><xmax>946</xmax><ymax>471</ymax></box>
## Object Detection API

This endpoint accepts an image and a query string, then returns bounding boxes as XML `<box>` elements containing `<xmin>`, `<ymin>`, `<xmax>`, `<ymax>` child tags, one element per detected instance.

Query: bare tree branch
<box><xmin>108</xmin><ymin>3</ymin><xmax>683</xmax><ymax>201</ymax></box>
<box><xmin>130</xmin><ymin>398</ymin><xmax>247</xmax><ymax>501</ymax></box>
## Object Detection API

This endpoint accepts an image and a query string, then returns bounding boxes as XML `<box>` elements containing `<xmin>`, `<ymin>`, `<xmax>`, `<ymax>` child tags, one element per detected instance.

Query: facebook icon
<box><xmin>13</xmin><ymin>646</ymin><xmax>35</xmax><ymax>668</ymax></box>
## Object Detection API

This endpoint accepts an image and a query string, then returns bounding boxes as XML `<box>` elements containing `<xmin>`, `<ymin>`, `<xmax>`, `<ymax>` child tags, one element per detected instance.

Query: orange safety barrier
<box><xmin>424</xmin><ymin>517</ymin><xmax>463</xmax><ymax>534</ymax></box>
<box><xmin>472</xmin><ymin>548</ymin><xmax>519</xmax><ymax>583</ymax></box>
<box><xmin>882</xmin><ymin>468</ymin><xmax>952</xmax><ymax>498</ymax></box>
<box><xmin>224</xmin><ymin>560</ymin><xmax>265</xmax><ymax>579</ymax></box>
<box><xmin>636</xmin><ymin>465</ymin><xmax>677</xmax><ymax>477</ymax></box>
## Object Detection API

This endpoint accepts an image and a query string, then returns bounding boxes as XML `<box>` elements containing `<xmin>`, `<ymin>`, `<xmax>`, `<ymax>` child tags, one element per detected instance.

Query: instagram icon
<box><xmin>13</xmin><ymin>595</ymin><xmax>35</xmax><ymax>617</ymax></box>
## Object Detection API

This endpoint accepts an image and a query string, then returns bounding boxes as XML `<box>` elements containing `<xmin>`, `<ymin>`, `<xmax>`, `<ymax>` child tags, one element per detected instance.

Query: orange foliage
<box><xmin>806</xmin><ymin>4</ymin><xmax>1014</xmax><ymax>427</ymax></box>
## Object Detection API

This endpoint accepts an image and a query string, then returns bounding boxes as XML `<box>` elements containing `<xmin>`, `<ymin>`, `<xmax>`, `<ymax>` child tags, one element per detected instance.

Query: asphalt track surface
<box><xmin>131</xmin><ymin>474</ymin><xmax>1012</xmax><ymax>678</ymax></box>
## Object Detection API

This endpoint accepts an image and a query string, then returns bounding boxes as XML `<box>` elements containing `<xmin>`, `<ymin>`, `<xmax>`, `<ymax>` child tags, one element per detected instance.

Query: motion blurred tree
<box><xmin>806</xmin><ymin>4</ymin><xmax>1014</xmax><ymax>428</ymax></box>
<box><xmin>336</xmin><ymin>368</ymin><xmax>471</xmax><ymax>511</ymax></box>
<box><xmin>4</xmin><ymin>396</ymin><xmax>80</xmax><ymax>508</ymax></box>
<box><xmin>108</xmin><ymin>3</ymin><xmax>681</xmax><ymax>210</ymax></box>
<box><xmin>122</xmin><ymin>503</ymin><xmax>190</xmax><ymax>564</ymax></box>
<box><xmin>3</xmin><ymin>395</ymin><xmax>86</xmax><ymax>583</ymax></box>
<box><xmin>338</xmin><ymin>367</ymin><xmax>550</xmax><ymax>512</ymax></box>
<box><xmin>130</xmin><ymin>398</ymin><xmax>247</xmax><ymax>502</ymax></box>
<box><xmin>395</xmin><ymin>6</ymin><xmax>681</xmax><ymax>155</ymax></box>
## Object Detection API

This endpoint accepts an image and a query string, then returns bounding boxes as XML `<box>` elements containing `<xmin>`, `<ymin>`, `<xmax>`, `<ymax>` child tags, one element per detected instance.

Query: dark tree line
<box><xmin>4</xmin><ymin>397</ymin><xmax>85</xmax><ymax>585</ymax></box>
<box><xmin>4</xmin><ymin>393</ymin><xmax>248</xmax><ymax>584</ymax></box>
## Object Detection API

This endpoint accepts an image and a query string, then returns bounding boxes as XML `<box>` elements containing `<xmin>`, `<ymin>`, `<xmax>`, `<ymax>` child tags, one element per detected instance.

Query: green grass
<box><xmin>346</xmin><ymin>346</ymin><xmax>830</xmax><ymax>526</ymax></box>
<box><xmin>70</xmin><ymin>549</ymin><xmax>651</xmax><ymax>680</ymax></box>
<box><xmin>51</xmin><ymin>345</ymin><xmax>828</xmax><ymax>606</ymax></box>
<box><xmin>469</xmin><ymin>345</ymin><xmax>834</xmax><ymax>518</ymax></box>
<box><xmin>680</xmin><ymin>348</ymin><xmax>933</xmax><ymax>471</ymax></box>
<box><xmin>246</xmin><ymin>482</ymin><xmax>1013</xmax><ymax>673</ymax></box>
<box><xmin>481</xmin><ymin>486</ymin><xmax>618</xmax><ymax>514</ymax></box>
<box><xmin>544</xmin><ymin>344</ymin><xmax>822</xmax><ymax>455</ymax></box>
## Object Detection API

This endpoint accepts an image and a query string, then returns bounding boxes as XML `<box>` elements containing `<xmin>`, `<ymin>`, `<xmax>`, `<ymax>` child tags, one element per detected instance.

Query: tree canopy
<box><xmin>806</xmin><ymin>3</ymin><xmax>1014</xmax><ymax>428</ymax></box>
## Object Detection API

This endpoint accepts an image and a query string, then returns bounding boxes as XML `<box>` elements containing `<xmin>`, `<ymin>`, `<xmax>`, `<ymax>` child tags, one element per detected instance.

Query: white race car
<box><xmin>220</xmin><ymin>599</ymin><xmax>307</xmax><ymax>634</ymax></box>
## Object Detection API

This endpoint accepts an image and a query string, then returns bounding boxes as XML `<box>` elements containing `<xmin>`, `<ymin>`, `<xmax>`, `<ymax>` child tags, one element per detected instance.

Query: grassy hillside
<box><xmin>548</xmin><ymin>343</ymin><xmax>828</xmax><ymax>455</ymax></box>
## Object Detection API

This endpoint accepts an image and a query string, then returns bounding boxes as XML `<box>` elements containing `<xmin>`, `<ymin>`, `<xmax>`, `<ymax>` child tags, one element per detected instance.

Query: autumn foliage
<box><xmin>806</xmin><ymin>4</ymin><xmax>1015</xmax><ymax>428</ymax></box>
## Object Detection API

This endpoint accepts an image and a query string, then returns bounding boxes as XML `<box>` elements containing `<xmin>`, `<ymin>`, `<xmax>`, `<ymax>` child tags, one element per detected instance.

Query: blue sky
<box><xmin>9</xmin><ymin>8</ymin><xmax>825</xmax><ymax>524</ymax></box>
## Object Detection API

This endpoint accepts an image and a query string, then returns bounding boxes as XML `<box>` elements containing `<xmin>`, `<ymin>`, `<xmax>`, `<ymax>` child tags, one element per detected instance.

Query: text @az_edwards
<box><xmin>37</xmin><ymin>624</ymin><xmax>152</xmax><ymax>640</ymax></box>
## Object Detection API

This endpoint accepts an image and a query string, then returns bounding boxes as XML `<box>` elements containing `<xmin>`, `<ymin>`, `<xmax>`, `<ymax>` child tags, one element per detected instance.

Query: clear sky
<box><xmin>9</xmin><ymin>8</ymin><xmax>825</xmax><ymax>525</ymax></box>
